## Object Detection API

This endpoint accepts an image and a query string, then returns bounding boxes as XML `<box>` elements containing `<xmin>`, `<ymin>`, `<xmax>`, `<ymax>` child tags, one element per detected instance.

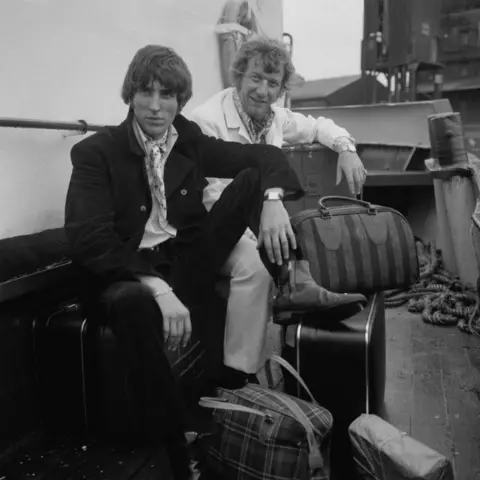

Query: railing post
<box><xmin>426</xmin><ymin>111</ymin><xmax>479</xmax><ymax>287</ymax></box>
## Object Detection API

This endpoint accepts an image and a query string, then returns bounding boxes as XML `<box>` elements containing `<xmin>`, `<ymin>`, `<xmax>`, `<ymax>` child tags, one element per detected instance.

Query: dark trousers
<box><xmin>98</xmin><ymin>169</ymin><xmax>271</xmax><ymax>478</ymax></box>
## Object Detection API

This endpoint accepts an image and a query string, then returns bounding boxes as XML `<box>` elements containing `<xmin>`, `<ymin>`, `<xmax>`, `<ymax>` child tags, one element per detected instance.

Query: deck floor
<box><xmin>385</xmin><ymin>307</ymin><xmax>480</xmax><ymax>480</ymax></box>
<box><xmin>3</xmin><ymin>307</ymin><xmax>480</xmax><ymax>480</ymax></box>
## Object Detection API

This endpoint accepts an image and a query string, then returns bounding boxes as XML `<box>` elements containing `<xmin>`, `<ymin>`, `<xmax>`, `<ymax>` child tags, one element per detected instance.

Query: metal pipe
<box><xmin>409</xmin><ymin>64</ymin><xmax>418</xmax><ymax>102</ymax></box>
<box><xmin>0</xmin><ymin>117</ymin><xmax>106</xmax><ymax>133</ymax></box>
<box><xmin>395</xmin><ymin>68</ymin><xmax>401</xmax><ymax>103</ymax></box>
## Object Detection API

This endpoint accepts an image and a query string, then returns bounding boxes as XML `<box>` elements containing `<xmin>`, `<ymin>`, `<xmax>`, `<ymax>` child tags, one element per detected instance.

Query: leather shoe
<box><xmin>273</xmin><ymin>259</ymin><xmax>367</xmax><ymax>313</ymax></box>
<box><xmin>216</xmin><ymin>366</ymin><xmax>259</xmax><ymax>390</ymax></box>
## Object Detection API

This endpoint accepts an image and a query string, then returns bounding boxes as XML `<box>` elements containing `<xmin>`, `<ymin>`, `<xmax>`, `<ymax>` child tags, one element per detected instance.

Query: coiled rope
<box><xmin>385</xmin><ymin>239</ymin><xmax>480</xmax><ymax>336</ymax></box>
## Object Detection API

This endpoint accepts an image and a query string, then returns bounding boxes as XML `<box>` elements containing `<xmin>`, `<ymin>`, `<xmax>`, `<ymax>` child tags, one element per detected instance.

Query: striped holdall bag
<box><xmin>291</xmin><ymin>196</ymin><xmax>420</xmax><ymax>294</ymax></box>
<box><xmin>199</xmin><ymin>355</ymin><xmax>333</xmax><ymax>480</ymax></box>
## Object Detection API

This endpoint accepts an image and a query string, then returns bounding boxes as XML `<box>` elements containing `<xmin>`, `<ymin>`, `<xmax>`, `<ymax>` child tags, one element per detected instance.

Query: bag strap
<box><xmin>269</xmin><ymin>355</ymin><xmax>318</xmax><ymax>405</ymax></box>
<box><xmin>198</xmin><ymin>397</ymin><xmax>266</xmax><ymax>417</ymax></box>
<box><xmin>268</xmin><ymin>391</ymin><xmax>324</xmax><ymax>470</ymax></box>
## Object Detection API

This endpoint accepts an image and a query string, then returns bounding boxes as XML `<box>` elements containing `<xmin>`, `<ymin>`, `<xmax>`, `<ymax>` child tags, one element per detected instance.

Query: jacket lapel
<box><xmin>267</xmin><ymin>106</ymin><xmax>288</xmax><ymax>148</ymax></box>
<box><xmin>120</xmin><ymin>111</ymin><xmax>196</xmax><ymax>199</ymax></box>
<box><xmin>224</xmin><ymin>89</ymin><xmax>252</xmax><ymax>144</ymax></box>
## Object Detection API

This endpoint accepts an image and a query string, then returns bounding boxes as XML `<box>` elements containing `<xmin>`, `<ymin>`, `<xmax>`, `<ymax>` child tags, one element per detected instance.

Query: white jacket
<box><xmin>190</xmin><ymin>87</ymin><xmax>351</xmax><ymax>209</ymax></box>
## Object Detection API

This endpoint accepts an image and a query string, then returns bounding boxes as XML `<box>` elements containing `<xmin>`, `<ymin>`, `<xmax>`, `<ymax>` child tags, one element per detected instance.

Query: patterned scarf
<box><xmin>133</xmin><ymin>119</ymin><xmax>175</xmax><ymax>235</ymax></box>
<box><xmin>232</xmin><ymin>88</ymin><xmax>274</xmax><ymax>144</ymax></box>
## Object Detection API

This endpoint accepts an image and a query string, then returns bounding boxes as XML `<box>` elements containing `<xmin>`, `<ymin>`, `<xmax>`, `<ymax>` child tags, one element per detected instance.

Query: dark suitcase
<box><xmin>33</xmin><ymin>301</ymin><xmax>91</xmax><ymax>434</ymax></box>
<box><xmin>281</xmin><ymin>292</ymin><xmax>386</xmax><ymax>479</ymax></box>
<box><xmin>33</xmin><ymin>297</ymin><xmax>225</xmax><ymax>435</ymax></box>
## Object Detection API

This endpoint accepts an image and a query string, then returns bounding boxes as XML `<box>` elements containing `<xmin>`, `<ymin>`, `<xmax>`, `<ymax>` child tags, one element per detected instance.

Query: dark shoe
<box><xmin>216</xmin><ymin>366</ymin><xmax>259</xmax><ymax>390</ymax></box>
<box><xmin>273</xmin><ymin>259</ymin><xmax>367</xmax><ymax>313</ymax></box>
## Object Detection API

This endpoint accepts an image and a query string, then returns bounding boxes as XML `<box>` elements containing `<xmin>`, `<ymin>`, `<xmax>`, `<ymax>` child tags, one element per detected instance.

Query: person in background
<box><xmin>190</xmin><ymin>36</ymin><xmax>367</xmax><ymax>385</ymax></box>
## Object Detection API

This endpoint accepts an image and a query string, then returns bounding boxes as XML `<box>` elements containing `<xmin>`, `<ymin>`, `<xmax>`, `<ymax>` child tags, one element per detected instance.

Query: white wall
<box><xmin>0</xmin><ymin>0</ymin><xmax>283</xmax><ymax>238</ymax></box>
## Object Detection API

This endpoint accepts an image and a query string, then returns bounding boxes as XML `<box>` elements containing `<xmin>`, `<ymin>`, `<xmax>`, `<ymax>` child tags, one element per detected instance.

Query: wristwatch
<box><xmin>264</xmin><ymin>191</ymin><xmax>284</xmax><ymax>201</ymax></box>
<box><xmin>333</xmin><ymin>137</ymin><xmax>357</xmax><ymax>154</ymax></box>
<box><xmin>336</xmin><ymin>142</ymin><xmax>357</xmax><ymax>154</ymax></box>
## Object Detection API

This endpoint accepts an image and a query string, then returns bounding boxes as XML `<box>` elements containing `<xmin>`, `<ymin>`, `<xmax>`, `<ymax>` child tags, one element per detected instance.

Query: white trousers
<box><xmin>220</xmin><ymin>234</ymin><xmax>273</xmax><ymax>374</ymax></box>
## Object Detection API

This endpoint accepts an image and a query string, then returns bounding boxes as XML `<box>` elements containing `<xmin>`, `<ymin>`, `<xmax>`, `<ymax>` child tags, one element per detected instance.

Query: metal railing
<box><xmin>0</xmin><ymin>117</ymin><xmax>106</xmax><ymax>134</ymax></box>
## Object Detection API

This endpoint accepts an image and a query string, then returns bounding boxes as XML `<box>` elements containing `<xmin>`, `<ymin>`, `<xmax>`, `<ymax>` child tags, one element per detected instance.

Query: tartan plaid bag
<box><xmin>199</xmin><ymin>355</ymin><xmax>333</xmax><ymax>480</ymax></box>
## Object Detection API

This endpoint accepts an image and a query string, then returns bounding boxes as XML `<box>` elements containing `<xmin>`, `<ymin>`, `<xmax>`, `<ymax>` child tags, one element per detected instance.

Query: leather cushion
<box><xmin>0</xmin><ymin>228</ymin><xmax>69</xmax><ymax>283</ymax></box>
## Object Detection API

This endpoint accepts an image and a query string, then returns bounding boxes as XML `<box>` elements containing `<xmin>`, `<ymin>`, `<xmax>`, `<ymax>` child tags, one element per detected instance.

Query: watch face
<box><xmin>265</xmin><ymin>192</ymin><xmax>283</xmax><ymax>201</ymax></box>
<box><xmin>340</xmin><ymin>143</ymin><xmax>356</xmax><ymax>153</ymax></box>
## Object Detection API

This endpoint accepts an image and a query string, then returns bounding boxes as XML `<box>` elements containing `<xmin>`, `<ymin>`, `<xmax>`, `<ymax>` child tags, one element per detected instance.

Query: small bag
<box><xmin>199</xmin><ymin>355</ymin><xmax>333</xmax><ymax>480</ymax></box>
<box><xmin>349</xmin><ymin>414</ymin><xmax>455</xmax><ymax>480</ymax></box>
<box><xmin>291</xmin><ymin>196</ymin><xmax>419</xmax><ymax>294</ymax></box>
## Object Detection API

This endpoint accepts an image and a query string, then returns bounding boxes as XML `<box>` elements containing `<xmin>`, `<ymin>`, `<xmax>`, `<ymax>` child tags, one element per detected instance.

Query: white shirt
<box><xmin>133</xmin><ymin>119</ymin><xmax>179</xmax><ymax>248</ymax></box>
<box><xmin>189</xmin><ymin>87</ymin><xmax>353</xmax><ymax>210</ymax></box>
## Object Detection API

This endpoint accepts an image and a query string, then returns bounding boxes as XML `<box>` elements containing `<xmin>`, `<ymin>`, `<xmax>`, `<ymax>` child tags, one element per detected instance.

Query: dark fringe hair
<box><xmin>230</xmin><ymin>36</ymin><xmax>295</xmax><ymax>94</ymax></box>
<box><xmin>121</xmin><ymin>45</ymin><xmax>192</xmax><ymax>111</ymax></box>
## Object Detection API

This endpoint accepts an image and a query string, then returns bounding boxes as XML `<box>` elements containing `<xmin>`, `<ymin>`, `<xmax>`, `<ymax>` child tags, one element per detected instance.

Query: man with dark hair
<box><xmin>65</xmin><ymin>44</ymin><xmax>324</xmax><ymax>479</ymax></box>
<box><xmin>191</xmin><ymin>36</ymin><xmax>367</xmax><ymax>380</ymax></box>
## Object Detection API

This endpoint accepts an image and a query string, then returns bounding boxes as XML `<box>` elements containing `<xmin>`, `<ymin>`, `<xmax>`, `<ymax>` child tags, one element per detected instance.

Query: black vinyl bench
<box><xmin>0</xmin><ymin>227</ymin><xmax>224</xmax><ymax>479</ymax></box>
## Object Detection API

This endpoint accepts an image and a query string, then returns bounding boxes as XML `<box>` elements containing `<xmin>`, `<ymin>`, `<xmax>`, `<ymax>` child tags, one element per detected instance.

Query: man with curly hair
<box><xmin>191</xmin><ymin>36</ymin><xmax>367</xmax><ymax>383</ymax></box>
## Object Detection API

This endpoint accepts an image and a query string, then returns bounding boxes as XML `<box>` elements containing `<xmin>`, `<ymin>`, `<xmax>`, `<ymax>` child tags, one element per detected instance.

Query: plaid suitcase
<box><xmin>199</xmin><ymin>356</ymin><xmax>333</xmax><ymax>480</ymax></box>
<box><xmin>282</xmin><ymin>293</ymin><xmax>386</xmax><ymax>479</ymax></box>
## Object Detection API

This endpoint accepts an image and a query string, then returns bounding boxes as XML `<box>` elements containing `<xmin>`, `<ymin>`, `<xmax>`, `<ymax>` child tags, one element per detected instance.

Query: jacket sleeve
<box><xmin>189</xmin><ymin>121</ymin><xmax>304</xmax><ymax>200</ymax></box>
<box><xmin>64</xmin><ymin>141</ymin><xmax>161</xmax><ymax>283</ymax></box>
<box><xmin>278</xmin><ymin>107</ymin><xmax>352</xmax><ymax>149</ymax></box>
<box><xmin>190</xmin><ymin>108</ymin><xmax>223</xmax><ymax>139</ymax></box>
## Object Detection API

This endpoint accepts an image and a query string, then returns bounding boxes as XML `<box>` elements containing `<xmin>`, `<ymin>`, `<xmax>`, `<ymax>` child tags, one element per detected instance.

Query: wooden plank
<box><xmin>384</xmin><ymin>307</ymin><xmax>480</xmax><ymax>479</ymax></box>
<box><xmin>383</xmin><ymin>308</ymin><xmax>414</xmax><ymax>434</ymax></box>
<box><xmin>133</xmin><ymin>447</ymin><xmax>175</xmax><ymax>480</ymax></box>
<box><xmin>0</xmin><ymin>437</ymin><xmax>174</xmax><ymax>480</ymax></box>
<box><xmin>436</xmin><ymin>328</ymin><xmax>480</xmax><ymax>480</ymax></box>
<box><xmin>410</xmin><ymin>317</ymin><xmax>454</xmax><ymax>461</ymax></box>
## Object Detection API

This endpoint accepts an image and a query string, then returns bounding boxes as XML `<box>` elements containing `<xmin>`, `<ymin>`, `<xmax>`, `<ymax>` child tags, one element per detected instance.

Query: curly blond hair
<box><xmin>230</xmin><ymin>36</ymin><xmax>295</xmax><ymax>95</ymax></box>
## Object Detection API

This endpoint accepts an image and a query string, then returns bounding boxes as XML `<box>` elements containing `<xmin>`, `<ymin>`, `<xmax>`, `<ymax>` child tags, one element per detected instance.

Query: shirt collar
<box><xmin>132</xmin><ymin>117</ymin><xmax>178</xmax><ymax>154</ymax></box>
<box><xmin>231</xmin><ymin>87</ymin><xmax>274</xmax><ymax>144</ymax></box>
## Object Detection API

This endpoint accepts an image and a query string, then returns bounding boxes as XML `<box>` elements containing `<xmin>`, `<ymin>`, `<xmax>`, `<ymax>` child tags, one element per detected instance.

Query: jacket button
<box><xmin>180</xmin><ymin>189</ymin><xmax>188</xmax><ymax>196</ymax></box>
<box><xmin>140</xmin><ymin>205</ymin><xmax>147</xmax><ymax>212</ymax></box>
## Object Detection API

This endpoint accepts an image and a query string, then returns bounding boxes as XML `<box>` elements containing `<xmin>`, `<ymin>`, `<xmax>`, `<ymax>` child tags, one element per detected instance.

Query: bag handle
<box><xmin>269</xmin><ymin>355</ymin><xmax>318</xmax><ymax>405</ymax></box>
<box><xmin>267</xmin><ymin>391</ymin><xmax>324</xmax><ymax>470</ymax></box>
<box><xmin>198</xmin><ymin>397</ymin><xmax>266</xmax><ymax>417</ymax></box>
<box><xmin>318</xmin><ymin>195</ymin><xmax>375</xmax><ymax>211</ymax></box>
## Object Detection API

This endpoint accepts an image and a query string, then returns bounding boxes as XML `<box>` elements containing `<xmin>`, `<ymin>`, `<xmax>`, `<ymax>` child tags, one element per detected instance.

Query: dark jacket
<box><xmin>64</xmin><ymin>110</ymin><xmax>303</xmax><ymax>286</ymax></box>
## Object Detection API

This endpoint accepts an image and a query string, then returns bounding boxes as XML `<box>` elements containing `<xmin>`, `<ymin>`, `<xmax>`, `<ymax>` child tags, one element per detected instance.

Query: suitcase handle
<box><xmin>318</xmin><ymin>195</ymin><xmax>376</xmax><ymax>212</ymax></box>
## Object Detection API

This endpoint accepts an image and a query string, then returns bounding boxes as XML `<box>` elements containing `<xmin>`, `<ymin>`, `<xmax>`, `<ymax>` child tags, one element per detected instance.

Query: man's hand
<box><xmin>156</xmin><ymin>291</ymin><xmax>192</xmax><ymax>351</ymax></box>
<box><xmin>257</xmin><ymin>200</ymin><xmax>296</xmax><ymax>265</ymax></box>
<box><xmin>137</xmin><ymin>275</ymin><xmax>192</xmax><ymax>350</ymax></box>
<box><xmin>336</xmin><ymin>151</ymin><xmax>367</xmax><ymax>195</ymax></box>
